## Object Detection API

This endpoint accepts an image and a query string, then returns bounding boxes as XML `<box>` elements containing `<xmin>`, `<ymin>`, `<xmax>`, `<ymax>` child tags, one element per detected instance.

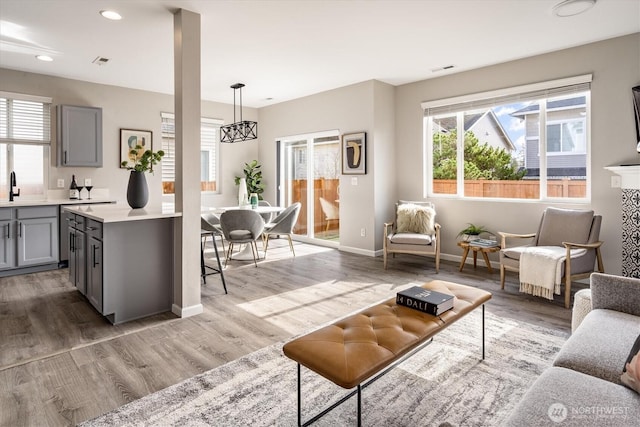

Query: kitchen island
<box><xmin>63</xmin><ymin>204</ymin><xmax>181</xmax><ymax>324</ymax></box>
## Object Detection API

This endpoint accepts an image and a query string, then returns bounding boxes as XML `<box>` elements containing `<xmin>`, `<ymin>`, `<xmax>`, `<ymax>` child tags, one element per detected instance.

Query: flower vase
<box><xmin>127</xmin><ymin>171</ymin><xmax>149</xmax><ymax>209</ymax></box>
<box><xmin>238</xmin><ymin>177</ymin><xmax>248</xmax><ymax>206</ymax></box>
<box><xmin>250</xmin><ymin>193</ymin><xmax>258</xmax><ymax>209</ymax></box>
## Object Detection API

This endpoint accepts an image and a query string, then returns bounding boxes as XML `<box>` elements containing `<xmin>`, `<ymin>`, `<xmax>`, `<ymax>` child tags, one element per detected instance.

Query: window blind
<box><xmin>422</xmin><ymin>74</ymin><xmax>592</xmax><ymax>117</ymax></box>
<box><xmin>160</xmin><ymin>112</ymin><xmax>222</xmax><ymax>186</ymax></box>
<box><xmin>0</xmin><ymin>91</ymin><xmax>52</xmax><ymax>145</ymax></box>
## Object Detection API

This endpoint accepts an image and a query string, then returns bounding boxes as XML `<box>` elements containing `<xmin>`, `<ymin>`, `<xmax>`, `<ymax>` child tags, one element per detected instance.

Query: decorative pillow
<box><xmin>396</xmin><ymin>204</ymin><xmax>436</xmax><ymax>235</ymax></box>
<box><xmin>621</xmin><ymin>334</ymin><xmax>640</xmax><ymax>394</ymax></box>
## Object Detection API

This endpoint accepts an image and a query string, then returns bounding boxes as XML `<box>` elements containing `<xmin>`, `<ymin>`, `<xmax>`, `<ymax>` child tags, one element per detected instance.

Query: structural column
<box><xmin>172</xmin><ymin>9</ymin><xmax>203</xmax><ymax>316</ymax></box>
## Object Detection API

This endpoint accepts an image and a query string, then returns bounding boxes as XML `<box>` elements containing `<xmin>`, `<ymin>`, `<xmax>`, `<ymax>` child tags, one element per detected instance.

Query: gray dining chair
<box><xmin>258</xmin><ymin>200</ymin><xmax>274</xmax><ymax>224</ymax></box>
<box><xmin>263</xmin><ymin>202</ymin><xmax>301</xmax><ymax>257</ymax></box>
<box><xmin>219</xmin><ymin>209</ymin><xmax>265</xmax><ymax>267</ymax></box>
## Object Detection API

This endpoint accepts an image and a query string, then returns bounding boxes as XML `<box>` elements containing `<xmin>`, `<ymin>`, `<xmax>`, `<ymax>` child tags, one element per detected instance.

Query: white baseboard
<box><xmin>172</xmin><ymin>303</ymin><xmax>203</xmax><ymax>318</ymax></box>
<box><xmin>339</xmin><ymin>245</ymin><xmax>377</xmax><ymax>257</ymax></box>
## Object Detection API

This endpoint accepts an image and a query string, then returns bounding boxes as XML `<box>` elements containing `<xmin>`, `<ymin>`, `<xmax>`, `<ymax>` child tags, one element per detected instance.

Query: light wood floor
<box><xmin>0</xmin><ymin>239</ymin><xmax>580</xmax><ymax>426</ymax></box>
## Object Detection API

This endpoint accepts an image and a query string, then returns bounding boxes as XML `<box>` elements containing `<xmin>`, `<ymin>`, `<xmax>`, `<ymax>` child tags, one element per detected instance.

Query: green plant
<box><xmin>457</xmin><ymin>223</ymin><xmax>488</xmax><ymax>237</ymax></box>
<box><xmin>235</xmin><ymin>160</ymin><xmax>265</xmax><ymax>199</ymax></box>
<box><xmin>121</xmin><ymin>145</ymin><xmax>165</xmax><ymax>173</ymax></box>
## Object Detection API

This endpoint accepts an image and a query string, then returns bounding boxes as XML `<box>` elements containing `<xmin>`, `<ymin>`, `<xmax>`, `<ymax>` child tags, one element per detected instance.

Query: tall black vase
<box><xmin>126</xmin><ymin>171</ymin><xmax>149</xmax><ymax>209</ymax></box>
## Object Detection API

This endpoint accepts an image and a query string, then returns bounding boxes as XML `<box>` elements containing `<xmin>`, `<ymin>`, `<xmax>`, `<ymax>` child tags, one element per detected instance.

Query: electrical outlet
<box><xmin>351</xmin><ymin>177</ymin><xmax>358</xmax><ymax>186</ymax></box>
<box><xmin>360</xmin><ymin>228</ymin><xmax>366</xmax><ymax>237</ymax></box>
<box><xmin>611</xmin><ymin>175</ymin><xmax>621</xmax><ymax>188</ymax></box>
<box><xmin>84</xmin><ymin>178</ymin><xmax>92</xmax><ymax>186</ymax></box>
<box><xmin>57</xmin><ymin>179</ymin><xmax>64</xmax><ymax>188</ymax></box>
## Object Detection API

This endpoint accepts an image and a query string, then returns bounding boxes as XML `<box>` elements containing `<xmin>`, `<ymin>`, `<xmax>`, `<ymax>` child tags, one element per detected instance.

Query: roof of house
<box><xmin>434</xmin><ymin>110</ymin><xmax>515</xmax><ymax>151</ymax></box>
<box><xmin>511</xmin><ymin>96</ymin><xmax>586</xmax><ymax>117</ymax></box>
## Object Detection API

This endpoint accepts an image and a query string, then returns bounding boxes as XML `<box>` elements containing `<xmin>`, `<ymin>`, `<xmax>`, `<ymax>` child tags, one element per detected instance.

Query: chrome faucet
<box><xmin>9</xmin><ymin>171</ymin><xmax>19</xmax><ymax>202</ymax></box>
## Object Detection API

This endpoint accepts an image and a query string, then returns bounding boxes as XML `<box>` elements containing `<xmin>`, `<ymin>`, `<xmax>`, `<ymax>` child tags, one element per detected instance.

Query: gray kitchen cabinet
<box><xmin>87</xmin><ymin>234</ymin><xmax>103</xmax><ymax>312</ymax></box>
<box><xmin>17</xmin><ymin>217</ymin><xmax>59</xmax><ymax>266</ymax></box>
<box><xmin>0</xmin><ymin>219</ymin><xmax>15</xmax><ymax>270</ymax></box>
<box><xmin>85</xmin><ymin>219</ymin><xmax>103</xmax><ymax>312</ymax></box>
<box><xmin>58</xmin><ymin>105</ymin><xmax>103</xmax><ymax>167</ymax></box>
<box><xmin>0</xmin><ymin>207</ymin><xmax>59</xmax><ymax>275</ymax></box>
<box><xmin>68</xmin><ymin>214</ymin><xmax>86</xmax><ymax>295</ymax></box>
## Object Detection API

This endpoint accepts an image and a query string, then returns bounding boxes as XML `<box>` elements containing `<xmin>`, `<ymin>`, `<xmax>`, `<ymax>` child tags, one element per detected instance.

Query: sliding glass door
<box><xmin>279</xmin><ymin>130</ymin><xmax>340</xmax><ymax>244</ymax></box>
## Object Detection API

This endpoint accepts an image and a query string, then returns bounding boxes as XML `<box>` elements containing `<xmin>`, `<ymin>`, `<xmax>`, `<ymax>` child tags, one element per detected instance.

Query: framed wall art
<box><xmin>120</xmin><ymin>128</ymin><xmax>152</xmax><ymax>168</ymax></box>
<box><xmin>342</xmin><ymin>132</ymin><xmax>366</xmax><ymax>175</ymax></box>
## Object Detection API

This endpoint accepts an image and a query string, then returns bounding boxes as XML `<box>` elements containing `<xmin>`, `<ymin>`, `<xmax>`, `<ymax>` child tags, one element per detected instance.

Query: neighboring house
<box><xmin>435</xmin><ymin>110</ymin><xmax>516</xmax><ymax>152</ymax></box>
<box><xmin>511</xmin><ymin>96</ymin><xmax>587</xmax><ymax>179</ymax></box>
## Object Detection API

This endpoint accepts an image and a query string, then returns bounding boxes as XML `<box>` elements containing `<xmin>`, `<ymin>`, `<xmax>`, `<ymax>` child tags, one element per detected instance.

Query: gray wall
<box><xmin>0</xmin><ymin>68</ymin><xmax>259</xmax><ymax>209</ymax></box>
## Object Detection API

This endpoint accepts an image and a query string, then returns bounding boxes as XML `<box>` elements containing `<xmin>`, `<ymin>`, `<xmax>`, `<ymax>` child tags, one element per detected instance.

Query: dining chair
<box><xmin>219</xmin><ymin>209</ymin><xmax>265</xmax><ymax>267</ymax></box>
<box><xmin>319</xmin><ymin>197</ymin><xmax>339</xmax><ymax>232</ymax></box>
<box><xmin>263</xmin><ymin>202</ymin><xmax>301</xmax><ymax>257</ymax></box>
<box><xmin>258</xmin><ymin>200</ymin><xmax>274</xmax><ymax>224</ymax></box>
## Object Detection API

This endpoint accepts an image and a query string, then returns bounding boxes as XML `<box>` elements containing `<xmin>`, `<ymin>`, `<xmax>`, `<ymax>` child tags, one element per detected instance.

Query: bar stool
<box><xmin>201</xmin><ymin>228</ymin><xmax>227</xmax><ymax>294</ymax></box>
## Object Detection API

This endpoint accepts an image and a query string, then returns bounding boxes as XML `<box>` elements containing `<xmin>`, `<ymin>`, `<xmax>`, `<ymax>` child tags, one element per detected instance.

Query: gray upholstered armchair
<box><xmin>219</xmin><ymin>210</ymin><xmax>265</xmax><ymax>267</ymax></box>
<box><xmin>383</xmin><ymin>201</ymin><xmax>440</xmax><ymax>272</ymax></box>
<box><xmin>263</xmin><ymin>202</ymin><xmax>301</xmax><ymax>257</ymax></box>
<box><xmin>499</xmin><ymin>207</ymin><xmax>604</xmax><ymax>308</ymax></box>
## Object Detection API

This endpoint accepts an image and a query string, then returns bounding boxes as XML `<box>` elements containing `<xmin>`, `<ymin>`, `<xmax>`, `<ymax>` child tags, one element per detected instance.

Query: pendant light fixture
<box><xmin>220</xmin><ymin>83</ymin><xmax>258</xmax><ymax>143</ymax></box>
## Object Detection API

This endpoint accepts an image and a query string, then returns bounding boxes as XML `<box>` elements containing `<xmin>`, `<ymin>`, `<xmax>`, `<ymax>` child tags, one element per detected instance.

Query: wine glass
<box><xmin>76</xmin><ymin>185</ymin><xmax>84</xmax><ymax>200</ymax></box>
<box><xmin>85</xmin><ymin>185</ymin><xmax>94</xmax><ymax>199</ymax></box>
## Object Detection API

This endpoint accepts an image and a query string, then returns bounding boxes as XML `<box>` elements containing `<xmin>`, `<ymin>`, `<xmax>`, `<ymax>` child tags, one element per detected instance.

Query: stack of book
<box><xmin>396</xmin><ymin>286</ymin><xmax>454</xmax><ymax>316</ymax></box>
<box><xmin>468</xmin><ymin>238</ymin><xmax>499</xmax><ymax>248</ymax></box>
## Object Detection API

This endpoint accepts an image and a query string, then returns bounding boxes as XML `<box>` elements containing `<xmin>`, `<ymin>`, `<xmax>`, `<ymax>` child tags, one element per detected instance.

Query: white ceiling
<box><xmin>1</xmin><ymin>0</ymin><xmax>639</xmax><ymax>108</ymax></box>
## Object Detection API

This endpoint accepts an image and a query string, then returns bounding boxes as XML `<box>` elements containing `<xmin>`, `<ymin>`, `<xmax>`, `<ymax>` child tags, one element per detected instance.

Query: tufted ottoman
<box><xmin>283</xmin><ymin>280</ymin><xmax>492</xmax><ymax>426</ymax></box>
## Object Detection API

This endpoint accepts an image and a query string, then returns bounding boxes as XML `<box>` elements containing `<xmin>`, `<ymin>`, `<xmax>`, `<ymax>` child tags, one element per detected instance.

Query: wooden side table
<box><xmin>457</xmin><ymin>241</ymin><xmax>501</xmax><ymax>273</ymax></box>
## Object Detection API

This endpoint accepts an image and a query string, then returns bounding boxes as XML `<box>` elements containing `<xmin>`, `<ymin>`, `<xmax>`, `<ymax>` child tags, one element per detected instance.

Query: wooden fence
<box><xmin>433</xmin><ymin>179</ymin><xmax>586</xmax><ymax>199</ymax></box>
<box><xmin>163</xmin><ymin>181</ymin><xmax>216</xmax><ymax>194</ymax></box>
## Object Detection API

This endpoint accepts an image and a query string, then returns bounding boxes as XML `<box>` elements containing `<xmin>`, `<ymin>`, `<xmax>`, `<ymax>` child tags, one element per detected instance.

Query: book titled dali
<box><xmin>396</xmin><ymin>286</ymin><xmax>454</xmax><ymax>316</ymax></box>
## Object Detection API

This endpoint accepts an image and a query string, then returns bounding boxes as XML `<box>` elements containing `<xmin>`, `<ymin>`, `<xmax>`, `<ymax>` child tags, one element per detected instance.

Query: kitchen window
<box><xmin>0</xmin><ymin>92</ymin><xmax>51</xmax><ymax>200</ymax></box>
<box><xmin>160</xmin><ymin>112</ymin><xmax>222</xmax><ymax>194</ymax></box>
<box><xmin>423</xmin><ymin>75</ymin><xmax>591</xmax><ymax>201</ymax></box>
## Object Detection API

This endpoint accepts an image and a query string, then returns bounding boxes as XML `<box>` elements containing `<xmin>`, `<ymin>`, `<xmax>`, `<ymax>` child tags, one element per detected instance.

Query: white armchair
<box><xmin>383</xmin><ymin>201</ymin><xmax>440</xmax><ymax>272</ymax></box>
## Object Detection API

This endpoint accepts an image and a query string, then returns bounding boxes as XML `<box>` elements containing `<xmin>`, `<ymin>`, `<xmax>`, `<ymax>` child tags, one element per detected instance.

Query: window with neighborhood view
<box><xmin>161</xmin><ymin>112</ymin><xmax>222</xmax><ymax>194</ymax></box>
<box><xmin>0</xmin><ymin>92</ymin><xmax>50</xmax><ymax>200</ymax></box>
<box><xmin>423</xmin><ymin>76</ymin><xmax>591</xmax><ymax>200</ymax></box>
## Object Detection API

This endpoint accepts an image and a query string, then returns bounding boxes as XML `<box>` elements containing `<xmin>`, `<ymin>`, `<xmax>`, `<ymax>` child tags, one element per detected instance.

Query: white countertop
<box><xmin>63</xmin><ymin>203</ymin><xmax>181</xmax><ymax>223</ymax></box>
<box><xmin>0</xmin><ymin>198</ymin><xmax>116</xmax><ymax>208</ymax></box>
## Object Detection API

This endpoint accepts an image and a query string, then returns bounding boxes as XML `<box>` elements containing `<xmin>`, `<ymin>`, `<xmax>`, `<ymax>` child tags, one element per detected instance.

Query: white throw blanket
<box><xmin>519</xmin><ymin>246</ymin><xmax>587</xmax><ymax>300</ymax></box>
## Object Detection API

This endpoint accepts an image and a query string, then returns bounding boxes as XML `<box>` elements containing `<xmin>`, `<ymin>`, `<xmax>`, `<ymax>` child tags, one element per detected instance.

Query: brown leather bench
<box><xmin>283</xmin><ymin>280</ymin><xmax>492</xmax><ymax>426</ymax></box>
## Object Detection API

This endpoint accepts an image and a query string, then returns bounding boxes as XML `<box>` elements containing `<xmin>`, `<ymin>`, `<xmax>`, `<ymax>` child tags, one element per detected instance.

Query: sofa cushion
<box><xmin>389</xmin><ymin>232</ymin><xmax>433</xmax><ymax>245</ymax></box>
<box><xmin>553</xmin><ymin>309</ymin><xmax>640</xmax><ymax>385</ymax></box>
<box><xmin>537</xmin><ymin>207</ymin><xmax>593</xmax><ymax>246</ymax></box>
<box><xmin>621</xmin><ymin>334</ymin><xmax>640</xmax><ymax>393</ymax></box>
<box><xmin>504</xmin><ymin>367</ymin><xmax>640</xmax><ymax>427</ymax></box>
<box><xmin>396</xmin><ymin>203</ymin><xmax>435</xmax><ymax>235</ymax></box>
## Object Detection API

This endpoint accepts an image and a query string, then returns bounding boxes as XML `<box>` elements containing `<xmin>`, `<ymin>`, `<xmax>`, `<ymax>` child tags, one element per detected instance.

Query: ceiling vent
<box><xmin>431</xmin><ymin>65</ymin><xmax>455</xmax><ymax>73</ymax></box>
<box><xmin>92</xmin><ymin>56</ymin><xmax>109</xmax><ymax>66</ymax></box>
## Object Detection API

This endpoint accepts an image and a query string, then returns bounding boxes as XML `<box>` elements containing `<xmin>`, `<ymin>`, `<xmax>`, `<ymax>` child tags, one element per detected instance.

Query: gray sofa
<box><xmin>505</xmin><ymin>273</ymin><xmax>640</xmax><ymax>426</ymax></box>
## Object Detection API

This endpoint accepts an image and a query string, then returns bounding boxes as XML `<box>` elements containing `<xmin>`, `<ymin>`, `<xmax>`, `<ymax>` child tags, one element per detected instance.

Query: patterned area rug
<box><xmin>81</xmin><ymin>310</ymin><xmax>567</xmax><ymax>426</ymax></box>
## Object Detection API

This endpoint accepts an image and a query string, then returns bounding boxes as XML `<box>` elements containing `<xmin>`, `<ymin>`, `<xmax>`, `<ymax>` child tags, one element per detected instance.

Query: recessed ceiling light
<box><xmin>100</xmin><ymin>10</ymin><xmax>122</xmax><ymax>20</ymax></box>
<box><xmin>552</xmin><ymin>0</ymin><xmax>596</xmax><ymax>17</ymax></box>
<box><xmin>36</xmin><ymin>55</ymin><xmax>53</xmax><ymax>62</ymax></box>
